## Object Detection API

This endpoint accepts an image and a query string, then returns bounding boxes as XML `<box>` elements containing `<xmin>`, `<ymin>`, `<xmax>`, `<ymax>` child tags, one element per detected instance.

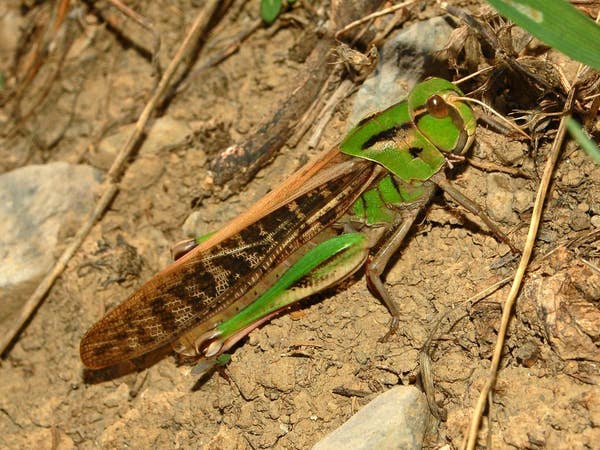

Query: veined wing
<box><xmin>80</xmin><ymin>149</ymin><xmax>379</xmax><ymax>369</ymax></box>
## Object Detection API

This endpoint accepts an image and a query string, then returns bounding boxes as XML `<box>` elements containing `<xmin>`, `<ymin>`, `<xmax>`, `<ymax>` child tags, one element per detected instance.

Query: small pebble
<box><xmin>354</xmin><ymin>351</ymin><xmax>369</xmax><ymax>365</ymax></box>
<box><xmin>561</xmin><ymin>168</ymin><xmax>585</xmax><ymax>187</ymax></box>
<box><xmin>569</xmin><ymin>211</ymin><xmax>590</xmax><ymax>231</ymax></box>
<box><xmin>578</xmin><ymin>202</ymin><xmax>590</xmax><ymax>212</ymax></box>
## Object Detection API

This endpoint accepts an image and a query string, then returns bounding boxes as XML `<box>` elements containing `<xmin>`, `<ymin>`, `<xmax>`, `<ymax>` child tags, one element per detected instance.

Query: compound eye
<box><xmin>426</xmin><ymin>94</ymin><xmax>449</xmax><ymax>118</ymax></box>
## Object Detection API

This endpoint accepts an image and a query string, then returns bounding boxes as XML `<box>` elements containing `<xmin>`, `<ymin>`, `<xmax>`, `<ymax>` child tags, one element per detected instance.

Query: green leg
<box><xmin>365</xmin><ymin>203</ymin><xmax>428</xmax><ymax>340</ymax></box>
<box><xmin>202</xmin><ymin>232</ymin><xmax>371</xmax><ymax>357</ymax></box>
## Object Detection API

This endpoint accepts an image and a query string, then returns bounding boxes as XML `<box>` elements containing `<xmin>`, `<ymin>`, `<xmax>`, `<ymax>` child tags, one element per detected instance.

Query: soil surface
<box><xmin>1</xmin><ymin>1</ymin><xmax>599</xmax><ymax>449</ymax></box>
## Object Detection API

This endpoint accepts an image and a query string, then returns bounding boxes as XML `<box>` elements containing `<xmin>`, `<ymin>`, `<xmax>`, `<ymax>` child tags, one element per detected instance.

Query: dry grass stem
<box><xmin>0</xmin><ymin>0</ymin><xmax>222</xmax><ymax>355</ymax></box>
<box><xmin>463</xmin><ymin>87</ymin><xmax>578</xmax><ymax>450</ymax></box>
<box><xmin>334</xmin><ymin>0</ymin><xmax>418</xmax><ymax>40</ymax></box>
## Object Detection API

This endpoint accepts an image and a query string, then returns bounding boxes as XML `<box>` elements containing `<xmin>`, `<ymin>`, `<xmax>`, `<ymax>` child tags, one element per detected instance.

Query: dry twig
<box><xmin>463</xmin><ymin>87</ymin><xmax>578</xmax><ymax>450</ymax></box>
<box><xmin>0</xmin><ymin>0</ymin><xmax>222</xmax><ymax>356</ymax></box>
<box><xmin>334</xmin><ymin>0</ymin><xmax>418</xmax><ymax>40</ymax></box>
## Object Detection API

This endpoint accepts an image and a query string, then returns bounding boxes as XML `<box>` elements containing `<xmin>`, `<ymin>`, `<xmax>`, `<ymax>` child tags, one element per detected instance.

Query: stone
<box><xmin>312</xmin><ymin>386</ymin><xmax>429</xmax><ymax>450</ymax></box>
<box><xmin>0</xmin><ymin>162</ymin><xmax>102</xmax><ymax>328</ymax></box>
<box><xmin>348</xmin><ymin>17</ymin><xmax>454</xmax><ymax>127</ymax></box>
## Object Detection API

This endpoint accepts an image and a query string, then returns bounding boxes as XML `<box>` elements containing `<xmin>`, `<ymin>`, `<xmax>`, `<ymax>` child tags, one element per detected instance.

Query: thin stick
<box><xmin>453</xmin><ymin>66</ymin><xmax>495</xmax><ymax>85</ymax></box>
<box><xmin>0</xmin><ymin>0</ymin><xmax>222</xmax><ymax>356</ymax></box>
<box><xmin>463</xmin><ymin>88</ymin><xmax>577</xmax><ymax>450</ymax></box>
<box><xmin>334</xmin><ymin>0</ymin><xmax>418</xmax><ymax>39</ymax></box>
<box><xmin>307</xmin><ymin>79</ymin><xmax>354</xmax><ymax>148</ymax></box>
<box><xmin>108</xmin><ymin>1</ymin><xmax>219</xmax><ymax>181</ymax></box>
<box><xmin>288</xmin><ymin>70</ymin><xmax>341</xmax><ymax>148</ymax></box>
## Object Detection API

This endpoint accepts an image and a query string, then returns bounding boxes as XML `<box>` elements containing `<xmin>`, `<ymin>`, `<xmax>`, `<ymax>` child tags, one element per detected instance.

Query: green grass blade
<box><xmin>566</xmin><ymin>116</ymin><xmax>600</xmax><ymax>165</ymax></box>
<box><xmin>260</xmin><ymin>0</ymin><xmax>282</xmax><ymax>24</ymax></box>
<box><xmin>486</xmin><ymin>0</ymin><xmax>600</xmax><ymax>69</ymax></box>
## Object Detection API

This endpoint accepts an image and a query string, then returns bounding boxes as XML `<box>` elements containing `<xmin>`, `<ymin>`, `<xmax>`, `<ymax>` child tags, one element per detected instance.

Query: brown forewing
<box><xmin>80</xmin><ymin>149</ymin><xmax>379</xmax><ymax>369</ymax></box>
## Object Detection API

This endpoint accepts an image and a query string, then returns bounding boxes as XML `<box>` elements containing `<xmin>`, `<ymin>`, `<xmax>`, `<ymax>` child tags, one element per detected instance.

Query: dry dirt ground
<box><xmin>0</xmin><ymin>1</ymin><xmax>599</xmax><ymax>449</ymax></box>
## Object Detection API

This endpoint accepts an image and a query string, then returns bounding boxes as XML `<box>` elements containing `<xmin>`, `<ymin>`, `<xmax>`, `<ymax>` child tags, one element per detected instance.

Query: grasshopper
<box><xmin>80</xmin><ymin>78</ymin><xmax>513</xmax><ymax>370</ymax></box>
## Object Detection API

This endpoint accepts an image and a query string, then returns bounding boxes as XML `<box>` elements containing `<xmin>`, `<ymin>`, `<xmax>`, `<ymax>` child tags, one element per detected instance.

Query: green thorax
<box><xmin>340</xmin><ymin>78</ymin><xmax>476</xmax><ymax>181</ymax></box>
<box><xmin>351</xmin><ymin>175</ymin><xmax>427</xmax><ymax>225</ymax></box>
<box><xmin>340</xmin><ymin>77</ymin><xmax>476</xmax><ymax>226</ymax></box>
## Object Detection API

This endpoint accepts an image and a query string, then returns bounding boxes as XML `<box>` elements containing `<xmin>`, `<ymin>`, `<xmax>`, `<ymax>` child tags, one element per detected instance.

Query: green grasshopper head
<box><xmin>340</xmin><ymin>78</ymin><xmax>477</xmax><ymax>182</ymax></box>
<box><xmin>408</xmin><ymin>77</ymin><xmax>476</xmax><ymax>155</ymax></box>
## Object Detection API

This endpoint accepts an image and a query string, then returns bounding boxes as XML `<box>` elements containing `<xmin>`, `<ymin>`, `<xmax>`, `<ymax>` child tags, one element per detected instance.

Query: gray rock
<box><xmin>0</xmin><ymin>162</ymin><xmax>103</xmax><ymax>325</ymax></box>
<box><xmin>312</xmin><ymin>386</ymin><xmax>429</xmax><ymax>450</ymax></box>
<box><xmin>348</xmin><ymin>17</ymin><xmax>454</xmax><ymax>127</ymax></box>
